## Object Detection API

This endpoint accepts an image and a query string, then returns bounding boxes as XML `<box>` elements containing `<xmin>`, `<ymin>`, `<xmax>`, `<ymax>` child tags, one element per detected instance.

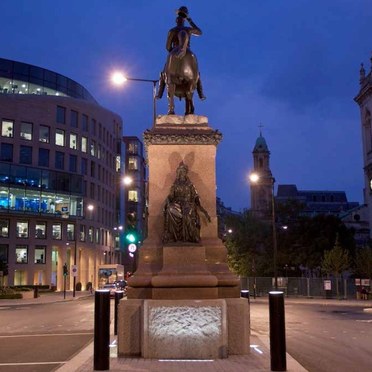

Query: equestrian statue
<box><xmin>156</xmin><ymin>6</ymin><xmax>206</xmax><ymax>115</ymax></box>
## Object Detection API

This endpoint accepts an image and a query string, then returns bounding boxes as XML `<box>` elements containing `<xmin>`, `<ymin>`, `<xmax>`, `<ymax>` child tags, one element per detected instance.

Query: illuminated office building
<box><xmin>0</xmin><ymin>58</ymin><xmax>124</xmax><ymax>290</ymax></box>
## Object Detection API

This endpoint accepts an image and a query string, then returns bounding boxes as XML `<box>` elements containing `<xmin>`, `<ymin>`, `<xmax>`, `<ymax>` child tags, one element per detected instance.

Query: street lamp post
<box><xmin>111</xmin><ymin>72</ymin><xmax>158</xmax><ymax>125</ymax></box>
<box><xmin>249</xmin><ymin>172</ymin><xmax>278</xmax><ymax>290</ymax></box>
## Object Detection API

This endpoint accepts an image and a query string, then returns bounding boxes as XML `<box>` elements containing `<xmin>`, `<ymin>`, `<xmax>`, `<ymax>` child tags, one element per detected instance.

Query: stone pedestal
<box><xmin>119</xmin><ymin>115</ymin><xmax>249</xmax><ymax>358</ymax></box>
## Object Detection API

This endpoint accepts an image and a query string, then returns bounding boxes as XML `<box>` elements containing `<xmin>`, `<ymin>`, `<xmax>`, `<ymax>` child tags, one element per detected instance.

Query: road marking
<box><xmin>0</xmin><ymin>362</ymin><xmax>66</xmax><ymax>366</ymax></box>
<box><xmin>0</xmin><ymin>332</ymin><xmax>93</xmax><ymax>338</ymax></box>
<box><xmin>0</xmin><ymin>307</ymin><xmax>11</xmax><ymax>310</ymax></box>
<box><xmin>356</xmin><ymin>319</ymin><xmax>372</xmax><ymax>323</ymax></box>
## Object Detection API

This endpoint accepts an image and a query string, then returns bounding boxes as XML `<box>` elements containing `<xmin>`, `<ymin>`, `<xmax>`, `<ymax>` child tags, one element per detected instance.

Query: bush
<box><xmin>0</xmin><ymin>287</ymin><xmax>22</xmax><ymax>299</ymax></box>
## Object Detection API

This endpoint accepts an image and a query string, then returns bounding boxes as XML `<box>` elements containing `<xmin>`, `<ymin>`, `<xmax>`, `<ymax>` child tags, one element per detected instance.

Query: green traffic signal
<box><xmin>125</xmin><ymin>232</ymin><xmax>137</xmax><ymax>243</ymax></box>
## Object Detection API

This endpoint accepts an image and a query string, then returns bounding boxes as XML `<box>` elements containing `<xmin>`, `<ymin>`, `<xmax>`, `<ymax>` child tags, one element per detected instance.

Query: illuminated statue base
<box><xmin>118</xmin><ymin>114</ymin><xmax>249</xmax><ymax>358</ymax></box>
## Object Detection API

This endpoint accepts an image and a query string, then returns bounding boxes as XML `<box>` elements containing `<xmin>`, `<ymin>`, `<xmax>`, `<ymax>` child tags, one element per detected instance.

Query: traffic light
<box><xmin>125</xmin><ymin>231</ymin><xmax>138</xmax><ymax>244</ymax></box>
<box><xmin>63</xmin><ymin>263</ymin><xmax>68</xmax><ymax>276</ymax></box>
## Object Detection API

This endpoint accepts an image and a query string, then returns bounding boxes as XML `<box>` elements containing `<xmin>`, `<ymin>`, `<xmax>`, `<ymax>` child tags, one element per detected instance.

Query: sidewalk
<box><xmin>0</xmin><ymin>290</ymin><xmax>93</xmax><ymax>306</ymax></box>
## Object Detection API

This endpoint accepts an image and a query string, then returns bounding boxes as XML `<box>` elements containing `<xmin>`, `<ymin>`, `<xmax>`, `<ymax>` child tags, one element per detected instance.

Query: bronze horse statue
<box><xmin>156</xmin><ymin>7</ymin><xmax>205</xmax><ymax>116</ymax></box>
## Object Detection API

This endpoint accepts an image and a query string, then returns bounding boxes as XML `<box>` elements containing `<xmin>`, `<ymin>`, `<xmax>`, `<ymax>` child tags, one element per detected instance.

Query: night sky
<box><xmin>2</xmin><ymin>0</ymin><xmax>371</xmax><ymax>211</ymax></box>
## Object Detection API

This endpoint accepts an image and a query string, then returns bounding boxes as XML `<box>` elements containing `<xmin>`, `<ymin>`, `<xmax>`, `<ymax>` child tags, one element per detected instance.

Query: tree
<box><xmin>355</xmin><ymin>246</ymin><xmax>372</xmax><ymax>279</ymax></box>
<box><xmin>224</xmin><ymin>210</ymin><xmax>271</xmax><ymax>277</ymax></box>
<box><xmin>321</xmin><ymin>235</ymin><xmax>349</xmax><ymax>298</ymax></box>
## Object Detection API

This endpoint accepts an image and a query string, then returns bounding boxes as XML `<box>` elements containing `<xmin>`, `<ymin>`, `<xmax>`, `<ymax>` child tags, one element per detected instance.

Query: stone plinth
<box><xmin>118</xmin><ymin>298</ymin><xmax>250</xmax><ymax>358</ymax></box>
<box><xmin>143</xmin><ymin>299</ymin><xmax>227</xmax><ymax>359</ymax></box>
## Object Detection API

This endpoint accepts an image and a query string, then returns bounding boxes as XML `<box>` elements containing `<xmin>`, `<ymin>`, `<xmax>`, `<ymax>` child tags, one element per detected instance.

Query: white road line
<box><xmin>0</xmin><ymin>362</ymin><xmax>65</xmax><ymax>366</ymax></box>
<box><xmin>0</xmin><ymin>332</ymin><xmax>93</xmax><ymax>338</ymax></box>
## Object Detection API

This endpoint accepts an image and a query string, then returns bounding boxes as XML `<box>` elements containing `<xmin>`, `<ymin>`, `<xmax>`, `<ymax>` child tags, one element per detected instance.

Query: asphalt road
<box><xmin>0</xmin><ymin>297</ymin><xmax>95</xmax><ymax>372</ymax></box>
<box><xmin>251</xmin><ymin>298</ymin><xmax>372</xmax><ymax>372</ymax></box>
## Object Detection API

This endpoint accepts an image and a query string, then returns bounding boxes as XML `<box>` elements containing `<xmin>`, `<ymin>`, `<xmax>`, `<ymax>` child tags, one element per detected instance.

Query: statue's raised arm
<box><xmin>156</xmin><ymin>6</ymin><xmax>206</xmax><ymax>116</ymax></box>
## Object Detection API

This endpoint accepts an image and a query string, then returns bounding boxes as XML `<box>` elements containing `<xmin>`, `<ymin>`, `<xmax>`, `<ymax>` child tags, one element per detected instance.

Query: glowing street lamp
<box><xmin>111</xmin><ymin>71</ymin><xmax>158</xmax><ymax>125</ymax></box>
<box><xmin>249</xmin><ymin>172</ymin><xmax>278</xmax><ymax>290</ymax></box>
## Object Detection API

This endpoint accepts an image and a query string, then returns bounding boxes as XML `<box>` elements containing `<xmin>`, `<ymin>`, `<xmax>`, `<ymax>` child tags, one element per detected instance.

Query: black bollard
<box><xmin>94</xmin><ymin>290</ymin><xmax>110</xmax><ymax>371</ymax></box>
<box><xmin>33</xmin><ymin>286</ymin><xmax>38</xmax><ymax>298</ymax></box>
<box><xmin>240</xmin><ymin>289</ymin><xmax>250</xmax><ymax>303</ymax></box>
<box><xmin>114</xmin><ymin>290</ymin><xmax>124</xmax><ymax>336</ymax></box>
<box><xmin>269</xmin><ymin>291</ymin><xmax>286</xmax><ymax>371</ymax></box>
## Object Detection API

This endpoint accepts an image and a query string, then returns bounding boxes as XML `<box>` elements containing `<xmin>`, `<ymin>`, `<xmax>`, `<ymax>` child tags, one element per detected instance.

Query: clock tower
<box><xmin>250</xmin><ymin>132</ymin><xmax>274</xmax><ymax>218</ymax></box>
<box><xmin>355</xmin><ymin>58</ymin><xmax>372</xmax><ymax>238</ymax></box>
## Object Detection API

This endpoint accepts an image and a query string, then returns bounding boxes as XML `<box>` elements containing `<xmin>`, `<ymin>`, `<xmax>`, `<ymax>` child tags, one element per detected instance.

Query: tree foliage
<box><xmin>355</xmin><ymin>245</ymin><xmax>372</xmax><ymax>279</ymax></box>
<box><xmin>321</xmin><ymin>236</ymin><xmax>350</xmax><ymax>277</ymax></box>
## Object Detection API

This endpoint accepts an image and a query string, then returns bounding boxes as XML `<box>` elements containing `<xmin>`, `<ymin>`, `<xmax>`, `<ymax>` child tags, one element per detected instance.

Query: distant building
<box><xmin>355</xmin><ymin>58</ymin><xmax>372</xmax><ymax>239</ymax></box>
<box><xmin>276</xmin><ymin>185</ymin><xmax>359</xmax><ymax>218</ymax></box>
<box><xmin>122</xmin><ymin>136</ymin><xmax>146</xmax><ymax>273</ymax></box>
<box><xmin>249</xmin><ymin>132</ymin><xmax>274</xmax><ymax>219</ymax></box>
<box><xmin>216</xmin><ymin>197</ymin><xmax>241</xmax><ymax>239</ymax></box>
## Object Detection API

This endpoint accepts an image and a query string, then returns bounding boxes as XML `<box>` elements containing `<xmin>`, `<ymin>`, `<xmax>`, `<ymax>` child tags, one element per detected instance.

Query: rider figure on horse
<box><xmin>156</xmin><ymin>6</ymin><xmax>206</xmax><ymax>115</ymax></box>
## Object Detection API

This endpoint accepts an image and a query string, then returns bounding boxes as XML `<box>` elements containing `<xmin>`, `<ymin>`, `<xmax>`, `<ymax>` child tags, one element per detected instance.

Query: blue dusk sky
<box><xmin>1</xmin><ymin>0</ymin><xmax>371</xmax><ymax>211</ymax></box>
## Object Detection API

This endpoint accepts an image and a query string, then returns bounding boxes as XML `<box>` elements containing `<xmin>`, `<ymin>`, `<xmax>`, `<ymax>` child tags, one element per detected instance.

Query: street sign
<box><xmin>324</xmin><ymin>280</ymin><xmax>332</xmax><ymax>291</ymax></box>
<box><xmin>71</xmin><ymin>265</ymin><xmax>78</xmax><ymax>277</ymax></box>
<box><xmin>361</xmin><ymin>279</ymin><xmax>370</xmax><ymax>286</ymax></box>
<box><xmin>355</xmin><ymin>278</ymin><xmax>361</xmax><ymax>286</ymax></box>
<box><xmin>128</xmin><ymin>243</ymin><xmax>137</xmax><ymax>253</ymax></box>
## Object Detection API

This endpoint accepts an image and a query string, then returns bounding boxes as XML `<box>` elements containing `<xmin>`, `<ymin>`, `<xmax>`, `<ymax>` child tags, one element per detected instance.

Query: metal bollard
<box><xmin>240</xmin><ymin>289</ymin><xmax>250</xmax><ymax>303</ymax></box>
<box><xmin>114</xmin><ymin>290</ymin><xmax>124</xmax><ymax>336</ymax></box>
<box><xmin>94</xmin><ymin>290</ymin><xmax>110</xmax><ymax>371</ymax></box>
<box><xmin>269</xmin><ymin>291</ymin><xmax>286</xmax><ymax>371</ymax></box>
<box><xmin>33</xmin><ymin>286</ymin><xmax>38</xmax><ymax>298</ymax></box>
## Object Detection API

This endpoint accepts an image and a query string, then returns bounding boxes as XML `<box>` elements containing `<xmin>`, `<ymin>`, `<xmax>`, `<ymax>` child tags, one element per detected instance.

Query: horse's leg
<box><xmin>167</xmin><ymin>82</ymin><xmax>176</xmax><ymax>115</ymax></box>
<box><xmin>185</xmin><ymin>91</ymin><xmax>194</xmax><ymax>115</ymax></box>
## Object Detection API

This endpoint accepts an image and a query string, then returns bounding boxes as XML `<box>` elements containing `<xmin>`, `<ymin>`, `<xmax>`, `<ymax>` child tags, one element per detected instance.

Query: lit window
<box><xmin>128</xmin><ymin>190</ymin><xmax>138</xmax><ymax>202</ymax></box>
<box><xmin>39</xmin><ymin>125</ymin><xmax>50</xmax><ymax>143</ymax></box>
<box><xmin>55</xmin><ymin>129</ymin><xmax>65</xmax><ymax>146</ymax></box>
<box><xmin>1</xmin><ymin>120</ymin><xmax>14</xmax><ymax>138</ymax></box>
<box><xmin>67</xmin><ymin>223</ymin><xmax>75</xmax><ymax>241</ymax></box>
<box><xmin>16</xmin><ymin>221</ymin><xmax>29</xmax><ymax>238</ymax></box>
<box><xmin>128</xmin><ymin>156</ymin><xmax>138</xmax><ymax>170</ymax></box>
<box><xmin>20</xmin><ymin>122</ymin><xmax>33</xmax><ymax>140</ymax></box>
<box><xmin>35</xmin><ymin>222</ymin><xmax>46</xmax><ymax>239</ymax></box>
<box><xmin>52</xmin><ymin>223</ymin><xmax>62</xmax><ymax>239</ymax></box>
<box><xmin>90</xmin><ymin>140</ymin><xmax>96</xmax><ymax>157</ymax></box>
<box><xmin>128</xmin><ymin>142</ymin><xmax>138</xmax><ymax>154</ymax></box>
<box><xmin>0</xmin><ymin>220</ymin><xmax>9</xmax><ymax>238</ymax></box>
<box><xmin>70</xmin><ymin>133</ymin><xmax>78</xmax><ymax>150</ymax></box>
<box><xmin>34</xmin><ymin>246</ymin><xmax>46</xmax><ymax>264</ymax></box>
<box><xmin>81</xmin><ymin>137</ymin><xmax>87</xmax><ymax>153</ymax></box>
<box><xmin>16</xmin><ymin>245</ymin><xmax>28</xmax><ymax>263</ymax></box>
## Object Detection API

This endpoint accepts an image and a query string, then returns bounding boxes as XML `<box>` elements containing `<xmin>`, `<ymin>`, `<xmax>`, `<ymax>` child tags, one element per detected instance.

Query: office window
<box><xmin>81</xmin><ymin>158</ymin><xmax>87</xmax><ymax>175</ymax></box>
<box><xmin>128</xmin><ymin>190</ymin><xmax>138</xmax><ymax>202</ymax></box>
<box><xmin>35</xmin><ymin>222</ymin><xmax>46</xmax><ymax>239</ymax></box>
<box><xmin>16</xmin><ymin>221</ymin><xmax>29</xmax><ymax>238</ymax></box>
<box><xmin>0</xmin><ymin>143</ymin><xmax>13</xmax><ymax>161</ymax></box>
<box><xmin>16</xmin><ymin>245</ymin><xmax>28</xmax><ymax>263</ymax></box>
<box><xmin>0</xmin><ymin>244</ymin><xmax>8</xmax><ymax>262</ymax></box>
<box><xmin>71</xmin><ymin>110</ymin><xmax>78</xmax><ymax>128</ymax></box>
<box><xmin>38</xmin><ymin>148</ymin><xmax>49</xmax><ymax>167</ymax></box>
<box><xmin>128</xmin><ymin>156</ymin><xmax>138</xmax><ymax>170</ymax></box>
<box><xmin>1</xmin><ymin>120</ymin><xmax>14</xmax><ymax>138</ymax></box>
<box><xmin>20</xmin><ymin>122</ymin><xmax>32</xmax><ymax>140</ymax></box>
<box><xmin>52</xmin><ymin>223</ymin><xmax>62</xmax><ymax>239</ymax></box>
<box><xmin>67</xmin><ymin>223</ymin><xmax>75</xmax><ymax>240</ymax></box>
<box><xmin>35</xmin><ymin>246</ymin><xmax>46</xmax><ymax>264</ymax></box>
<box><xmin>55</xmin><ymin>151</ymin><xmax>64</xmax><ymax>170</ymax></box>
<box><xmin>82</xmin><ymin>114</ymin><xmax>88</xmax><ymax>131</ymax></box>
<box><xmin>70</xmin><ymin>133</ymin><xmax>77</xmax><ymax>150</ymax></box>
<box><xmin>56</xmin><ymin>106</ymin><xmax>66</xmax><ymax>124</ymax></box>
<box><xmin>20</xmin><ymin>146</ymin><xmax>32</xmax><ymax>164</ymax></box>
<box><xmin>128</xmin><ymin>142</ymin><xmax>138</xmax><ymax>154</ymax></box>
<box><xmin>90</xmin><ymin>140</ymin><xmax>96</xmax><ymax>157</ymax></box>
<box><xmin>91</xmin><ymin>119</ymin><xmax>96</xmax><ymax>135</ymax></box>
<box><xmin>0</xmin><ymin>220</ymin><xmax>9</xmax><ymax>238</ymax></box>
<box><xmin>91</xmin><ymin>161</ymin><xmax>95</xmax><ymax>177</ymax></box>
<box><xmin>69</xmin><ymin>154</ymin><xmax>77</xmax><ymax>172</ymax></box>
<box><xmin>39</xmin><ymin>125</ymin><xmax>50</xmax><ymax>143</ymax></box>
<box><xmin>79</xmin><ymin>225</ymin><xmax>86</xmax><ymax>242</ymax></box>
<box><xmin>90</xmin><ymin>182</ymin><xmax>95</xmax><ymax>198</ymax></box>
<box><xmin>55</xmin><ymin>129</ymin><xmax>65</xmax><ymax>146</ymax></box>
<box><xmin>88</xmin><ymin>227</ymin><xmax>93</xmax><ymax>243</ymax></box>
<box><xmin>81</xmin><ymin>136</ymin><xmax>87</xmax><ymax>153</ymax></box>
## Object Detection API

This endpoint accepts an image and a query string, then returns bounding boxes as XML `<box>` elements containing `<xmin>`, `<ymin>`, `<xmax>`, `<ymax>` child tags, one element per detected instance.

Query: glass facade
<box><xmin>0</xmin><ymin>58</ymin><xmax>97</xmax><ymax>103</ymax></box>
<box><xmin>0</xmin><ymin>162</ymin><xmax>83</xmax><ymax>216</ymax></box>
